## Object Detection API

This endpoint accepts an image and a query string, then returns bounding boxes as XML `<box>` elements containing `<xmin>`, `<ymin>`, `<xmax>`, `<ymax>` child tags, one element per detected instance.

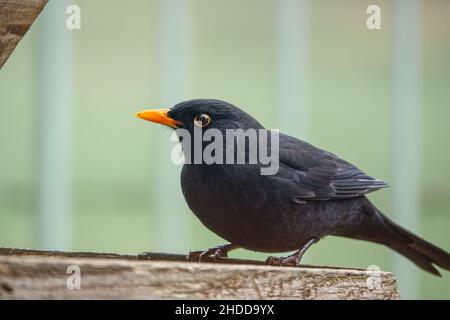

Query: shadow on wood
<box><xmin>0</xmin><ymin>248</ymin><xmax>400</xmax><ymax>300</ymax></box>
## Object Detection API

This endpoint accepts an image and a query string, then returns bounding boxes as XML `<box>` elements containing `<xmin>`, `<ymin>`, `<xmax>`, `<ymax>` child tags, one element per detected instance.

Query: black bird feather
<box><xmin>142</xmin><ymin>99</ymin><xmax>450</xmax><ymax>276</ymax></box>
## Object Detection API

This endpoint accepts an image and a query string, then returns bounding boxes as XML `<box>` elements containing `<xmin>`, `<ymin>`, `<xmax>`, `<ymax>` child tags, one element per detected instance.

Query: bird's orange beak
<box><xmin>135</xmin><ymin>109</ymin><xmax>181</xmax><ymax>128</ymax></box>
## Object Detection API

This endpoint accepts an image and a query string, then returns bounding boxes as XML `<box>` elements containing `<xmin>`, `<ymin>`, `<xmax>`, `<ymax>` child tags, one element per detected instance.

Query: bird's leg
<box><xmin>188</xmin><ymin>243</ymin><xmax>239</xmax><ymax>262</ymax></box>
<box><xmin>265</xmin><ymin>237</ymin><xmax>319</xmax><ymax>267</ymax></box>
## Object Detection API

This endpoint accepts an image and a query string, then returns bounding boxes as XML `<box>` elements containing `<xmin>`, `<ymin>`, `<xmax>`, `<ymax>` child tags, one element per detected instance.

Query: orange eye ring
<box><xmin>194</xmin><ymin>114</ymin><xmax>211</xmax><ymax>128</ymax></box>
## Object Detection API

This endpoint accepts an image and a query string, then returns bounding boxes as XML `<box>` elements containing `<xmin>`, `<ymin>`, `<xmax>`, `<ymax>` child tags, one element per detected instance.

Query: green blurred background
<box><xmin>0</xmin><ymin>0</ymin><xmax>449</xmax><ymax>299</ymax></box>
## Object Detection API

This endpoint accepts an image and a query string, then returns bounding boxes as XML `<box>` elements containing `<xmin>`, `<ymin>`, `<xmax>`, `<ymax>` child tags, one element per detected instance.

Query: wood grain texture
<box><xmin>0</xmin><ymin>248</ymin><xmax>400</xmax><ymax>300</ymax></box>
<box><xmin>0</xmin><ymin>0</ymin><xmax>48</xmax><ymax>69</ymax></box>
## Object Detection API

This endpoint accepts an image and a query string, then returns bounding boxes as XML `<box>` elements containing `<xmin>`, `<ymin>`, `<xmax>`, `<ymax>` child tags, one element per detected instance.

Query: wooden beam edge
<box><xmin>0</xmin><ymin>0</ymin><xmax>49</xmax><ymax>69</ymax></box>
<box><xmin>0</xmin><ymin>248</ymin><xmax>400</xmax><ymax>300</ymax></box>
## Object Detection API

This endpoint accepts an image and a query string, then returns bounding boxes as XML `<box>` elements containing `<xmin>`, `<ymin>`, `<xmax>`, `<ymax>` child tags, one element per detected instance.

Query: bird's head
<box><xmin>136</xmin><ymin>99</ymin><xmax>264</xmax><ymax>133</ymax></box>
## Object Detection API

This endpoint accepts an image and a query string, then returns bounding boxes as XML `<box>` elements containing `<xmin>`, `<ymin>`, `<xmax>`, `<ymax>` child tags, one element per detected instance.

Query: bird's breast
<box><xmin>180</xmin><ymin>164</ymin><xmax>326</xmax><ymax>252</ymax></box>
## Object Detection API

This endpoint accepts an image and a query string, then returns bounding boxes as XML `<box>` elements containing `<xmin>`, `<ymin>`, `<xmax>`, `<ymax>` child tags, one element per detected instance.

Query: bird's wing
<box><xmin>277</xmin><ymin>133</ymin><xmax>388</xmax><ymax>200</ymax></box>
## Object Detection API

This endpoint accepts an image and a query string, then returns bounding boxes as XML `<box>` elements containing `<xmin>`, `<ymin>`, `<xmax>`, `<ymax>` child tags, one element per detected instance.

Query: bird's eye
<box><xmin>194</xmin><ymin>114</ymin><xmax>211</xmax><ymax>128</ymax></box>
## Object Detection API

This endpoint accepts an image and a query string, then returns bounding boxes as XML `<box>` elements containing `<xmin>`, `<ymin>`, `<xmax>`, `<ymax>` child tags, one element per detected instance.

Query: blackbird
<box><xmin>136</xmin><ymin>99</ymin><xmax>450</xmax><ymax>276</ymax></box>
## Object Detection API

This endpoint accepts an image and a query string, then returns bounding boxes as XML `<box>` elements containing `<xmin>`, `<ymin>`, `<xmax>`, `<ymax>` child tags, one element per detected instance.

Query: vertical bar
<box><xmin>393</xmin><ymin>0</ymin><xmax>421</xmax><ymax>299</ymax></box>
<box><xmin>277</xmin><ymin>0</ymin><xmax>311</xmax><ymax>139</ymax></box>
<box><xmin>35</xmin><ymin>0</ymin><xmax>72</xmax><ymax>250</ymax></box>
<box><xmin>154</xmin><ymin>0</ymin><xmax>193</xmax><ymax>252</ymax></box>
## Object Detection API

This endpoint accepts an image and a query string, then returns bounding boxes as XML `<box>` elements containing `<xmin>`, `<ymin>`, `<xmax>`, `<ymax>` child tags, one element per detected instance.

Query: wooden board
<box><xmin>0</xmin><ymin>248</ymin><xmax>400</xmax><ymax>300</ymax></box>
<box><xmin>0</xmin><ymin>0</ymin><xmax>48</xmax><ymax>69</ymax></box>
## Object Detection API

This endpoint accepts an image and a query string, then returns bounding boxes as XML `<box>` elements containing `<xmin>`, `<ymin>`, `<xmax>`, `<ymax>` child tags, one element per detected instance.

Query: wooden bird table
<box><xmin>0</xmin><ymin>248</ymin><xmax>400</xmax><ymax>300</ymax></box>
<box><xmin>0</xmin><ymin>0</ymin><xmax>48</xmax><ymax>69</ymax></box>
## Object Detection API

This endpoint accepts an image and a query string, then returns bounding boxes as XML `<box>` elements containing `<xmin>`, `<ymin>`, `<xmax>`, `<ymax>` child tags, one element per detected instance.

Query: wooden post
<box><xmin>392</xmin><ymin>0</ymin><xmax>421</xmax><ymax>299</ymax></box>
<box><xmin>153</xmin><ymin>0</ymin><xmax>194</xmax><ymax>252</ymax></box>
<box><xmin>0</xmin><ymin>248</ymin><xmax>400</xmax><ymax>300</ymax></box>
<box><xmin>277</xmin><ymin>0</ymin><xmax>311</xmax><ymax>140</ymax></box>
<box><xmin>35</xmin><ymin>0</ymin><xmax>73</xmax><ymax>251</ymax></box>
<box><xmin>0</xmin><ymin>0</ymin><xmax>48</xmax><ymax>69</ymax></box>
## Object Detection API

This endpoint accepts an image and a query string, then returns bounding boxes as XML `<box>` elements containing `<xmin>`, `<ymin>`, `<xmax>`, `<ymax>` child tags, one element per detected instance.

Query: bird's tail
<box><xmin>376</xmin><ymin>210</ymin><xmax>450</xmax><ymax>276</ymax></box>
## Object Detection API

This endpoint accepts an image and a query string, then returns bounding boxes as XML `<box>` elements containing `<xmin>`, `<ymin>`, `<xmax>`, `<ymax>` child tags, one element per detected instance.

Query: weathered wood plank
<box><xmin>0</xmin><ymin>248</ymin><xmax>400</xmax><ymax>300</ymax></box>
<box><xmin>0</xmin><ymin>0</ymin><xmax>48</xmax><ymax>69</ymax></box>
<box><xmin>0</xmin><ymin>247</ymin><xmax>367</xmax><ymax>270</ymax></box>
<box><xmin>0</xmin><ymin>247</ymin><xmax>138</xmax><ymax>260</ymax></box>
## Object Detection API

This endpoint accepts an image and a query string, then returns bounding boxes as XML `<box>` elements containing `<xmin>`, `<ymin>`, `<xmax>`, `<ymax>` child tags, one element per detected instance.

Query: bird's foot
<box><xmin>265</xmin><ymin>238</ymin><xmax>319</xmax><ymax>267</ymax></box>
<box><xmin>265</xmin><ymin>254</ymin><xmax>304</xmax><ymax>267</ymax></box>
<box><xmin>187</xmin><ymin>243</ymin><xmax>238</xmax><ymax>262</ymax></box>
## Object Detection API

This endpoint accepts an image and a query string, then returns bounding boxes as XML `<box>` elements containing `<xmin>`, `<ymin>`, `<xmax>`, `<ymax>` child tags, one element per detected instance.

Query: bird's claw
<box><xmin>188</xmin><ymin>246</ymin><xmax>229</xmax><ymax>262</ymax></box>
<box><xmin>265</xmin><ymin>254</ymin><xmax>302</xmax><ymax>267</ymax></box>
<box><xmin>266</xmin><ymin>238</ymin><xmax>317</xmax><ymax>267</ymax></box>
